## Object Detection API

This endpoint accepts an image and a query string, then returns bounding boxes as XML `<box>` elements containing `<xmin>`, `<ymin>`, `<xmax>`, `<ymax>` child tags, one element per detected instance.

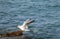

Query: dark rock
<box><xmin>0</xmin><ymin>30</ymin><xmax>23</xmax><ymax>37</ymax></box>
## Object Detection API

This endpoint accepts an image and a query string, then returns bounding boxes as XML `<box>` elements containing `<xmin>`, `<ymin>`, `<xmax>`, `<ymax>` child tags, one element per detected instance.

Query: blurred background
<box><xmin>0</xmin><ymin>0</ymin><xmax>60</xmax><ymax>39</ymax></box>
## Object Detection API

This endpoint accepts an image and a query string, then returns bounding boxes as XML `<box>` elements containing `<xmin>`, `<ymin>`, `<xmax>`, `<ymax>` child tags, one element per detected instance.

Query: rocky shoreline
<box><xmin>0</xmin><ymin>35</ymin><xmax>27</xmax><ymax>39</ymax></box>
<box><xmin>0</xmin><ymin>30</ymin><xmax>23</xmax><ymax>37</ymax></box>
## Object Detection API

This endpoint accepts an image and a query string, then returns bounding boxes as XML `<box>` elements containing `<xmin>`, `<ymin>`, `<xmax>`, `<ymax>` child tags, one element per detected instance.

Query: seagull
<box><xmin>0</xmin><ymin>19</ymin><xmax>34</xmax><ymax>37</ymax></box>
<box><xmin>17</xmin><ymin>19</ymin><xmax>34</xmax><ymax>31</ymax></box>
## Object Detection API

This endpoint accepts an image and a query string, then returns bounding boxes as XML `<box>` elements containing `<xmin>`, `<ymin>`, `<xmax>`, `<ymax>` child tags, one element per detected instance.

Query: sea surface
<box><xmin>0</xmin><ymin>0</ymin><xmax>60</xmax><ymax>39</ymax></box>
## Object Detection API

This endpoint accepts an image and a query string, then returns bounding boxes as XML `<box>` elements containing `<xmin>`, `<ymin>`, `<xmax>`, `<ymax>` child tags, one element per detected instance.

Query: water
<box><xmin>0</xmin><ymin>0</ymin><xmax>60</xmax><ymax>39</ymax></box>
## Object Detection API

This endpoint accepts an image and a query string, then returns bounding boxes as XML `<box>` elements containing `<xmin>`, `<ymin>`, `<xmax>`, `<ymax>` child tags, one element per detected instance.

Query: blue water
<box><xmin>0</xmin><ymin>0</ymin><xmax>60</xmax><ymax>39</ymax></box>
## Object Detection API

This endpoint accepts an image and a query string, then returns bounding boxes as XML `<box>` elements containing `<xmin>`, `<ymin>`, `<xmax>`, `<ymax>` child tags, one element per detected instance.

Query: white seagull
<box><xmin>17</xmin><ymin>19</ymin><xmax>34</xmax><ymax>31</ymax></box>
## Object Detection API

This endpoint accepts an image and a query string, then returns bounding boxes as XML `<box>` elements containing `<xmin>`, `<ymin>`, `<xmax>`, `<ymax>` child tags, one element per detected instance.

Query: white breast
<box><xmin>17</xmin><ymin>25</ymin><xmax>30</xmax><ymax>31</ymax></box>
